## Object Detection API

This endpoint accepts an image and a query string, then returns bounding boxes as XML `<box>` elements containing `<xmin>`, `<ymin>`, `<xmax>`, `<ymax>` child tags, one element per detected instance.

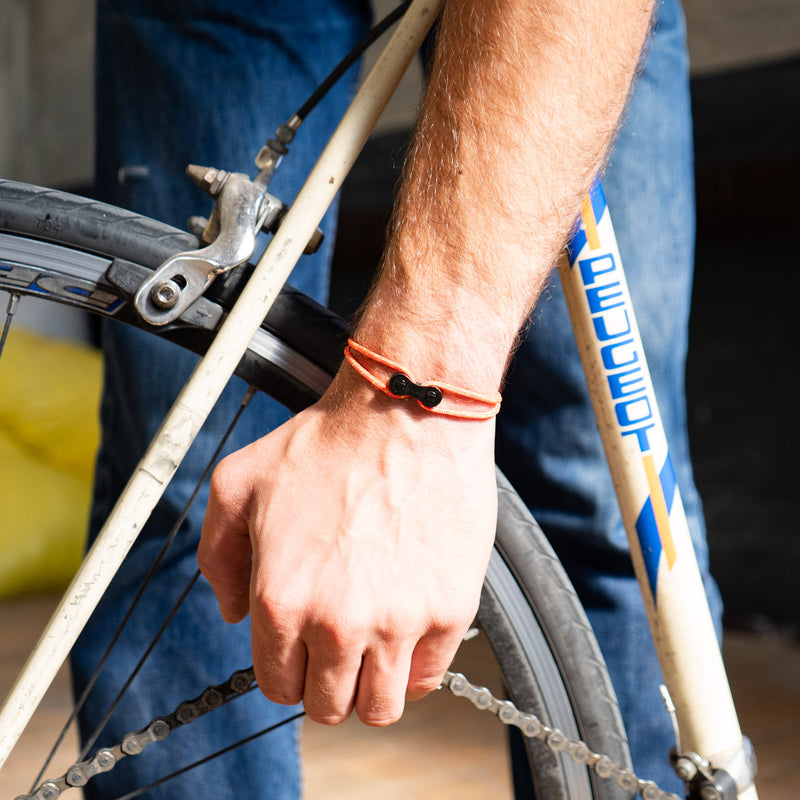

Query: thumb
<box><xmin>198</xmin><ymin>461</ymin><xmax>254</xmax><ymax>623</ymax></box>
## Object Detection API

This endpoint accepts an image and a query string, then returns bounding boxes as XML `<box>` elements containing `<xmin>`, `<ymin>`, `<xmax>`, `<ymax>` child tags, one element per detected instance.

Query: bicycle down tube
<box><xmin>560</xmin><ymin>179</ymin><xmax>757</xmax><ymax>799</ymax></box>
<box><xmin>0</xmin><ymin>0</ymin><xmax>445</xmax><ymax>770</ymax></box>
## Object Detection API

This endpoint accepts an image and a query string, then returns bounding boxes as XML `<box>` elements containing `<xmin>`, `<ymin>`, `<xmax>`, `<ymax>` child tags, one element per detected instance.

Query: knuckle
<box><xmin>426</xmin><ymin>610</ymin><xmax>464</xmax><ymax>638</ymax></box>
<box><xmin>308</xmin><ymin>614</ymin><xmax>366</xmax><ymax>655</ymax></box>
<box><xmin>208</xmin><ymin>459</ymin><xmax>234</xmax><ymax>497</ymax></box>
<box><xmin>208</xmin><ymin>457</ymin><xmax>248</xmax><ymax>508</ymax></box>
<box><xmin>254</xmin><ymin>593</ymin><xmax>295</xmax><ymax>631</ymax></box>
<box><xmin>254</xmin><ymin>664</ymin><xmax>303</xmax><ymax>706</ymax></box>
<box><xmin>303</xmin><ymin>685</ymin><xmax>355</xmax><ymax>726</ymax></box>
<box><xmin>374</xmin><ymin>612</ymin><xmax>414</xmax><ymax>645</ymax></box>
<box><xmin>356</xmin><ymin>690</ymin><xmax>404</xmax><ymax>727</ymax></box>
<box><xmin>261</xmin><ymin>683</ymin><xmax>304</xmax><ymax>707</ymax></box>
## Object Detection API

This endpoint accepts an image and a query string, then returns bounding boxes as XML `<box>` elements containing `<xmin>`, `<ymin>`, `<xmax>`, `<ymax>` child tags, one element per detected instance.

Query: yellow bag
<box><xmin>0</xmin><ymin>327</ymin><xmax>101</xmax><ymax>596</ymax></box>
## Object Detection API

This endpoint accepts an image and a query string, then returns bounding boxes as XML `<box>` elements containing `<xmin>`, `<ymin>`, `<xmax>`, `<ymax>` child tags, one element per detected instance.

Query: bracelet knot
<box><xmin>344</xmin><ymin>339</ymin><xmax>501</xmax><ymax>420</ymax></box>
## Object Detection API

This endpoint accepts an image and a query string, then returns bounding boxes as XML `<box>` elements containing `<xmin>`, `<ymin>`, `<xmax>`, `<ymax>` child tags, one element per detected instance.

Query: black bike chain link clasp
<box><xmin>387</xmin><ymin>372</ymin><xmax>443</xmax><ymax>408</ymax></box>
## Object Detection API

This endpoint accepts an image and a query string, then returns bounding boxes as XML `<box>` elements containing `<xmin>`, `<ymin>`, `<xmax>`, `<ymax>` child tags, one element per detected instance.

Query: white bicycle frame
<box><xmin>0</xmin><ymin>1</ymin><xmax>758</xmax><ymax>796</ymax></box>
<box><xmin>561</xmin><ymin>184</ymin><xmax>757</xmax><ymax>798</ymax></box>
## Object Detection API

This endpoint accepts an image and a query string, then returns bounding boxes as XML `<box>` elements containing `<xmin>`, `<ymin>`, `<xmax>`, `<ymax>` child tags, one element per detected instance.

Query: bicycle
<box><xmin>0</xmin><ymin>1</ymin><xmax>758</xmax><ymax>798</ymax></box>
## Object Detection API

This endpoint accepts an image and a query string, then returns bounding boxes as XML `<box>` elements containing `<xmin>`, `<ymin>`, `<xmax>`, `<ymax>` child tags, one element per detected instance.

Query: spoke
<box><xmin>32</xmin><ymin>386</ymin><xmax>256</xmax><ymax>789</ymax></box>
<box><xmin>78</xmin><ymin>570</ymin><xmax>202</xmax><ymax>761</ymax></box>
<box><xmin>111</xmin><ymin>712</ymin><xmax>306</xmax><ymax>800</ymax></box>
<box><xmin>0</xmin><ymin>292</ymin><xmax>21</xmax><ymax>360</ymax></box>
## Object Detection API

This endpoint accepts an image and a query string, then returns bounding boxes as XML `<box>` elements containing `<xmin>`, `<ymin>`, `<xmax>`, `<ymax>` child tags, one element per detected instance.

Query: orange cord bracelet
<box><xmin>343</xmin><ymin>339</ymin><xmax>502</xmax><ymax>420</ymax></box>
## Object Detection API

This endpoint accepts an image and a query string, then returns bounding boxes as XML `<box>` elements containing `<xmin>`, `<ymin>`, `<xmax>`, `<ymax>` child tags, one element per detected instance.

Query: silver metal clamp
<box><xmin>133</xmin><ymin>171</ymin><xmax>264</xmax><ymax>326</ymax></box>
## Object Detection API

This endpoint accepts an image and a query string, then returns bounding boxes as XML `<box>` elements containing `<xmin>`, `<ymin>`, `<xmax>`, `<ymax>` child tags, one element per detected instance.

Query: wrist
<box><xmin>353</xmin><ymin>285</ymin><xmax>518</xmax><ymax>398</ymax></box>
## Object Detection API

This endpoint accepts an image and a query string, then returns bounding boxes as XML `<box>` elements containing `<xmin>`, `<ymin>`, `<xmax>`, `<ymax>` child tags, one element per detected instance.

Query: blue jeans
<box><xmin>74</xmin><ymin>0</ymin><xmax>720</xmax><ymax>797</ymax></box>
<box><xmin>72</xmin><ymin>2</ymin><xmax>371</xmax><ymax>799</ymax></box>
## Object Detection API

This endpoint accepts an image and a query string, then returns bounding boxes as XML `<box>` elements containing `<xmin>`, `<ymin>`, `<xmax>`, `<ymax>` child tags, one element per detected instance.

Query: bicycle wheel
<box><xmin>0</xmin><ymin>179</ymin><xmax>631</xmax><ymax>799</ymax></box>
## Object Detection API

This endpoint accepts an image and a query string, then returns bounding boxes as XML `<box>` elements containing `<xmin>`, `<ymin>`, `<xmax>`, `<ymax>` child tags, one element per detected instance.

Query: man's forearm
<box><xmin>356</xmin><ymin>0</ymin><xmax>654</xmax><ymax>391</ymax></box>
<box><xmin>199</xmin><ymin>0</ymin><xmax>659</xmax><ymax>727</ymax></box>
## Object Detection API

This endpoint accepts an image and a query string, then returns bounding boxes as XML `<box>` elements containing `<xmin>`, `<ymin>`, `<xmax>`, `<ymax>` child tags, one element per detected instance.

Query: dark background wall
<box><xmin>688</xmin><ymin>56</ymin><xmax>799</xmax><ymax>632</ymax></box>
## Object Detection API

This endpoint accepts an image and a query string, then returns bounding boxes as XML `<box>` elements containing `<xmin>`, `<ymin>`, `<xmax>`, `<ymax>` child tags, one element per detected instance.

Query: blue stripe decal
<box><xmin>635</xmin><ymin>454</ymin><xmax>677</xmax><ymax>602</ymax></box>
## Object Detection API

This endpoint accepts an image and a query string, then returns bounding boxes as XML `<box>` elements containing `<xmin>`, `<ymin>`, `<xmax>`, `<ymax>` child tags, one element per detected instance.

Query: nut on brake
<box><xmin>186</xmin><ymin>165</ymin><xmax>230</xmax><ymax>197</ymax></box>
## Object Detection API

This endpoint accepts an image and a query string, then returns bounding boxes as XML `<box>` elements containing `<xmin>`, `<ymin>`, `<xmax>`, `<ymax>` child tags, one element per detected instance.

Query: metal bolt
<box><xmin>546</xmin><ymin>731</ymin><xmax>568</xmax><ymax>751</ymax></box>
<box><xmin>497</xmin><ymin>702</ymin><xmax>516</xmax><ymax>724</ymax></box>
<box><xmin>474</xmin><ymin>688</ymin><xmax>492</xmax><ymax>709</ymax></box>
<box><xmin>203</xmin><ymin>688</ymin><xmax>224</xmax><ymax>708</ymax></box>
<box><xmin>151</xmin><ymin>719</ymin><xmax>171</xmax><ymax>739</ymax></box>
<box><xmin>151</xmin><ymin>280</ymin><xmax>181</xmax><ymax>309</ymax></box>
<box><xmin>121</xmin><ymin>734</ymin><xmax>143</xmax><ymax>756</ymax></box>
<box><xmin>66</xmin><ymin>767</ymin><xmax>87</xmax><ymax>787</ymax></box>
<box><xmin>617</xmin><ymin>770</ymin><xmax>639</xmax><ymax>792</ymax></box>
<box><xmin>96</xmin><ymin>750</ymin><xmax>116</xmax><ymax>771</ymax></box>
<box><xmin>176</xmin><ymin>703</ymin><xmax>196</xmax><ymax>724</ymax></box>
<box><xmin>186</xmin><ymin>165</ymin><xmax>229</xmax><ymax>197</ymax></box>
<box><xmin>594</xmin><ymin>756</ymin><xmax>614</xmax><ymax>779</ymax></box>
<box><xmin>674</xmin><ymin>757</ymin><xmax>698</xmax><ymax>781</ymax></box>
<box><xmin>231</xmin><ymin>671</ymin><xmax>253</xmax><ymax>694</ymax></box>
<box><xmin>569</xmin><ymin>742</ymin><xmax>592</xmax><ymax>764</ymax></box>
<box><xmin>522</xmin><ymin>717</ymin><xmax>542</xmax><ymax>738</ymax></box>
<box><xmin>447</xmin><ymin>674</ymin><xmax>467</xmax><ymax>695</ymax></box>
<box><xmin>40</xmin><ymin>782</ymin><xmax>61</xmax><ymax>800</ymax></box>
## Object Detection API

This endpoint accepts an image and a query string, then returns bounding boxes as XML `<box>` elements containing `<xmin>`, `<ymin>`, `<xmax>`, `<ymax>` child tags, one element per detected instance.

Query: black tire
<box><xmin>0</xmin><ymin>180</ymin><xmax>631</xmax><ymax>799</ymax></box>
<box><xmin>488</xmin><ymin>471</ymin><xmax>633</xmax><ymax>799</ymax></box>
<box><xmin>0</xmin><ymin>179</ymin><xmax>349</xmax><ymax>413</ymax></box>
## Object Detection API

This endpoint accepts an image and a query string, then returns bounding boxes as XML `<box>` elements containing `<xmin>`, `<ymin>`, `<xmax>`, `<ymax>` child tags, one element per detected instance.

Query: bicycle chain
<box><xmin>441</xmin><ymin>670</ymin><xmax>682</xmax><ymax>800</ymax></box>
<box><xmin>17</xmin><ymin>667</ymin><xmax>257</xmax><ymax>800</ymax></box>
<box><xmin>19</xmin><ymin>666</ymin><xmax>681</xmax><ymax>800</ymax></box>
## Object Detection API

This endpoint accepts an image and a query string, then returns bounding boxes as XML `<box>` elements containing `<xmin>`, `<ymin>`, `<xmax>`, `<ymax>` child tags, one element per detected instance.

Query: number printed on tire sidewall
<box><xmin>35</xmin><ymin>215</ymin><xmax>63</xmax><ymax>234</ymax></box>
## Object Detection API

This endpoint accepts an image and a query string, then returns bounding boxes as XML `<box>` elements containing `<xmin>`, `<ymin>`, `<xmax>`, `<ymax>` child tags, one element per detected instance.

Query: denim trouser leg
<box><xmin>496</xmin><ymin>0</ymin><xmax>722</xmax><ymax>793</ymax></box>
<box><xmin>71</xmin><ymin>3</ymin><xmax>370</xmax><ymax>799</ymax></box>
<box><xmin>76</xmin><ymin>1</ymin><xmax>719</xmax><ymax>798</ymax></box>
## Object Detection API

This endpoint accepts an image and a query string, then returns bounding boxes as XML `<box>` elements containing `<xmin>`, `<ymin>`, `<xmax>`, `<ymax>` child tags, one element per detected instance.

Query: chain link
<box><xmin>442</xmin><ymin>670</ymin><xmax>682</xmax><ymax>800</ymax></box>
<box><xmin>17</xmin><ymin>668</ymin><xmax>256</xmax><ymax>800</ymax></box>
<box><xmin>19</xmin><ymin>665</ymin><xmax>681</xmax><ymax>800</ymax></box>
